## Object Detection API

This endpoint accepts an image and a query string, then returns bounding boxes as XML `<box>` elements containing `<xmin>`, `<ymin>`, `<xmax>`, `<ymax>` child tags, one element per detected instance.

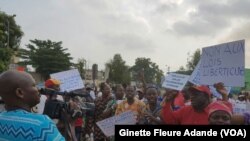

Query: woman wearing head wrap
<box><xmin>208</xmin><ymin>101</ymin><xmax>232</xmax><ymax>125</ymax></box>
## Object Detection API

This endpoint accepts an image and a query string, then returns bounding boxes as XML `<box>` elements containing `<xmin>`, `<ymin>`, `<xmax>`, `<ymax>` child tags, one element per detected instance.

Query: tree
<box><xmin>0</xmin><ymin>47</ymin><xmax>12</xmax><ymax>72</ymax></box>
<box><xmin>74</xmin><ymin>58</ymin><xmax>86</xmax><ymax>79</ymax></box>
<box><xmin>105</xmin><ymin>54</ymin><xmax>131</xmax><ymax>84</ymax></box>
<box><xmin>186</xmin><ymin>49</ymin><xmax>201</xmax><ymax>71</ymax></box>
<box><xmin>131</xmin><ymin>58</ymin><xmax>163</xmax><ymax>85</ymax></box>
<box><xmin>0</xmin><ymin>11</ymin><xmax>23</xmax><ymax>72</ymax></box>
<box><xmin>18</xmin><ymin>39</ymin><xmax>73</xmax><ymax>79</ymax></box>
<box><xmin>177</xmin><ymin>49</ymin><xmax>201</xmax><ymax>75</ymax></box>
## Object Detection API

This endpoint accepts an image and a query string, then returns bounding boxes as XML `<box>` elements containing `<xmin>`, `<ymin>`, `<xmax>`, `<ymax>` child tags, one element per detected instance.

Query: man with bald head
<box><xmin>0</xmin><ymin>70</ymin><xmax>65</xmax><ymax>141</ymax></box>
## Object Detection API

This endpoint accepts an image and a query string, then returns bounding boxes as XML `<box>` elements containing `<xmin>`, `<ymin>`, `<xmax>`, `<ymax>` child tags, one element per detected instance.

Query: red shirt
<box><xmin>161</xmin><ymin>102</ymin><xmax>209</xmax><ymax>125</ymax></box>
<box><xmin>75</xmin><ymin>118</ymin><xmax>83</xmax><ymax>127</ymax></box>
<box><xmin>173</xmin><ymin>92</ymin><xmax>185</xmax><ymax>107</ymax></box>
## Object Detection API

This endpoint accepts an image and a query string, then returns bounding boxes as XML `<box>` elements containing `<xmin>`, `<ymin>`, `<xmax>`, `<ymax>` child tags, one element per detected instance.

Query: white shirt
<box><xmin>36</xmin><ymin>95</ymin><xmax>47</xmax><ymax>114</ymax></box>
<box><xmin>90</xmin><ymin>90</ymin><xmax>96</xmax><ymax>100</ymax></box>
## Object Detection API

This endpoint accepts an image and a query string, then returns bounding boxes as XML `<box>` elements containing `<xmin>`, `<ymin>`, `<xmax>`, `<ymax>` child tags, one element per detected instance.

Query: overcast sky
<box><xmin>1</xmin><ymin>0</ymin><xmax>250</xmax><ymax>73</ymax></box>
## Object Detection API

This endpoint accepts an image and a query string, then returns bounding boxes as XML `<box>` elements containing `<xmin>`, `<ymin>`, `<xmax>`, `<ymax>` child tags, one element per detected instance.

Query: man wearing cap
<box><xmin>161</xmin><ymin>85</ymin><xmax>212</xmax><ymax>124</ymax></box>
<box><xmin>43</xmin><ymin>78</ymin><xmax>63</xmax><ymax>117</ymax></box>
<box><xmin>43</xmin><ymin>79</ymin><xmax>66</xmax><ymax>135</ymax></box>
<box><xmin>32</xmin><ymin>79</ymin><xmax>62</xmax><ymax>114</ymax></box>
<box><xmin>45</xmin><ymin>79</ymin><xmax>62</xmax><ymax>100</ymax></box>
<box><xmin>161</xmin><ymin>83</ymin><xmax>230</xmax><ymax>125</ymax></box>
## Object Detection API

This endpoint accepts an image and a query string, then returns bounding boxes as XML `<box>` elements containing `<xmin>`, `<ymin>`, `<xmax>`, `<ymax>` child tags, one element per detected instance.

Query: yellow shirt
<box><xmin>115</xmin><ymin>98</ymin><xmax>146</xmax><ymax>123</ymax></box>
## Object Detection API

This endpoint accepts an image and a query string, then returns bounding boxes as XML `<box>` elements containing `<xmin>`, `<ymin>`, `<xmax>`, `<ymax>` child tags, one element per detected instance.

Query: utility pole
<box><xmin>7</xmin><ymin>14</ymin><xmax>16</xmax><ymax>48</ymax></box>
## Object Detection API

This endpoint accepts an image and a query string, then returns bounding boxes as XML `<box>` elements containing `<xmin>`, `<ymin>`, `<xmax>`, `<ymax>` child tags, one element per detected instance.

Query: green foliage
<box><xmin>18</xmin><ymin>39</ymin><xmax>73</xmax><ymax>79</ymax></box>
<box><xmin>0</xmin><ymin>11</ymin><xmax>23</xmax><ymax>49</ymax></box>
<box><xmin>131</xmin><ymin>57</ymin><xmax>163</xmax><ymax>85</ymax></box>
<box><xmin>0</xmin><ymin>11</ymin><xmax>23</xmax><ymax>72</ymax></box>
<box><xmin>177</xmin><ymin>49</ymin><xmax>201</xmax><ymax>75</ymax></box>
<box><xmin>186</xmin><ymin>49</ymin><xmax>201</xmax><ymax>71</ymax></box>
<box><xmin>73</xmin><ymin>58</ymin><xmax>86</xmax><ymax>79</ymax></box>
<box><xmin>106</xmin><ymin>54</ymin><xmax>131</xmax><ymax>84</ymax></box>
<box><xmin>0</xmin><ymin>48</ymin><xmax>13</xmax><ymax>72</ymax></box>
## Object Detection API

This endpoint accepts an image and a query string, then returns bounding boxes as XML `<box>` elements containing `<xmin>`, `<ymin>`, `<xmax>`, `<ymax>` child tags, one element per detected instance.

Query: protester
<box><xmin>115</xmin><ymin>85</ymin><xmax>146</xmax><ymax>124</ymax></box>
<box><xmin>114</xmin><ymin>84</ymin><xmax>126</xmax><ymax>103</ymax></box>
<box><xmin>231</xmin><ymin>112</ymin><xmax>250</xmax><ymax>125</ymax></box>
<box><xmin>161</xmin><ymin>88</ymin><xmax>185</xmax><ymax>110</ymax></box>
<box><xmin>43</xmin><ymin>78</ymin><xmax>63</xmax><ymax>124</ymax></box>
<box><xmin>143</xmin><ymin>86</ymin><xmax>163</xmax><ymax>124</ymax></box>
<box><xmin>136</xmin><ymin>88</ymin><xmax>147</xmax><ymax>102</ymax></box>
<box><xmin>43</xmin><ymin>78</ymin><xmax>79</xmax><ymax>141</ymax></box>
<box><xmin>161</xmin><ymin>85</ymin><xmax>212</xmax><ymax>124</ymax></box>
<box><xmin>85</xmin><ymin>84</ymin><xmax>96</xmax><ymax>102</ymax></box>
<box><xmin>208</xmin><ymin>101</ymin><xmax>232</xmax><ymax>125</ymax></box>
<box><xmin>72</xmin><ymin>96</ymin><xmax>84</xmax><ymax>141</ymax></box>
<box><xmin>0</xmin><ymin>70</ymin><xmax>65</xmax><ymax>140</ymax></box>
<box><xmin>94</xmin><ymin>82</ymin><xmax>115</xmax><ymax>141</ymax></box>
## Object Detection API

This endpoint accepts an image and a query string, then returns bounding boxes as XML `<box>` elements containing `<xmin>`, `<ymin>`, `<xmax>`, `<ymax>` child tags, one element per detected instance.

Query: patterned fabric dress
<box><xmin>94</xmin><ymin>95</ymin><xmax>115</xmax><ymax>141</ymax></box>
<box><xmin>115</xmin><ymin>98</ymin><xmax>146</xmax><ymax>124</ymax></box>
<box><xmin>0</xmin><ymin>109</ymin><xmax>65</xmax><ymax>141</ymax></box>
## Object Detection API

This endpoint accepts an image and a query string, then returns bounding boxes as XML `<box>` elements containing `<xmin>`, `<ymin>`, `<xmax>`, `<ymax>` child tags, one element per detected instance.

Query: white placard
<box><xmin>96</xmin><ymin>116</ymin><xmax>116</xmax><ymax>137</ymax></box>
<box><xmin>162</xmin><ymin>73</ymin><xmax>190</xmax><ymax>91</ymax></box>
<box><xmin>96</xmin><ymin>111</ymin><xmax>136</xmax><ymax>137</ymax></box>
<box><xmin>189</xmin><ymin>59</ymin><xmax>202</xmax><ymax>85</ymax></box>
<box><xmin>233</xmin><ymin>103</ymin><xmax>247</xmax><ymax>114</ymax></box>
<box><xmin>200</xmin><ymin>40</ymin><xmax>245</xmax><ymax>87</ymax></box>
<box><xmin>50</xmin><ymin>69</ymin><xmax>84</xmax><ymax>92</ymax></box>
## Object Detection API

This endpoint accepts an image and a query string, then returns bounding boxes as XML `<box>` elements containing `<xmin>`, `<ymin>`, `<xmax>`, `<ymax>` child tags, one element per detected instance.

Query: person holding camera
<box><xmin>0</xmin><ymin>70</ymin><xmax>65</xmax><ymax>141</ymax></box>
<box><xmin>43</xmin><ymin>78</ymin><xmax>80</xmax><ymax>141</ymax></box>
<box><xmin>43</xmin><ymin>78</ymin><xmax>63</xmax><ymax>124</ymax></box>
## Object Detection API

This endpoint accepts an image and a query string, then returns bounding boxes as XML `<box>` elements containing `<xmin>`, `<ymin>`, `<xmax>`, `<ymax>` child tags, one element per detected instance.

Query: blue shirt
<box><xmin>0</xmin><ymin>109</ymin><xmax>65</xmax><ymax>141</ymax></box>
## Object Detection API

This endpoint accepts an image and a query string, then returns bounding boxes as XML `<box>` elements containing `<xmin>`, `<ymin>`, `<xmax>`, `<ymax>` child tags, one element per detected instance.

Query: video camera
<box><xmin>40</xmin><ymin>88</ymin><xmax>94</xmax><ymax>119</ymax></box>
<box><xmin>39</xmin><ymin>88</ymin><xmax>88</xmax><ymax>97</ymax></box>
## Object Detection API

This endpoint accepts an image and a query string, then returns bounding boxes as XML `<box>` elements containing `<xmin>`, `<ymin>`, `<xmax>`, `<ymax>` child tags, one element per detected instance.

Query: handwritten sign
<box><xmin>162</xmin><ymin>73</ymin><xmax>190</xmax><ymax>91</ymax></box>
<box><xmin>50</xmin><ymin>69</ymin><xmax>84</xmax><ymax>92</ymax></box>
<box><xmin>96</xmin><ymin>111</ymin><xmax>136</xmax><ymax>137</ymax></box>
<box><xmin>200</xmin><ymin>40</ymin><xmax>245</xmax><ymax>87</ymax></box>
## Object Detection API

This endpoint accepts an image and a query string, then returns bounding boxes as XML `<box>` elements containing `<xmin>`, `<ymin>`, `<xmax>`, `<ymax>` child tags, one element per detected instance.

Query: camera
<box><xmin>40</xmin><ymin>88</ymin><xmax>94</xmax><ymax>119</ymax></box>
<box><xmin>39</xmin><ymin>88</ymin><xmax>88</xmax><ymax>97</ymax></box>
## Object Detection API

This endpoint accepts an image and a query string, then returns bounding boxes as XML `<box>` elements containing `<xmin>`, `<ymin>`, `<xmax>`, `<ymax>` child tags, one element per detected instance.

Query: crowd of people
<box><xmin>0</xmin><ymin>70</ymin><xmax>250</xmax><ymax>141</ymax></box>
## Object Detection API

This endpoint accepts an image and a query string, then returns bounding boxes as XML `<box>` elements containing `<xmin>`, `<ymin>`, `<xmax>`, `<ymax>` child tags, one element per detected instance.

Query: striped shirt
<box><xmin>0</xmin><ymin>109</ymin><xmax>65</xmax><ymax>141</ymax></box>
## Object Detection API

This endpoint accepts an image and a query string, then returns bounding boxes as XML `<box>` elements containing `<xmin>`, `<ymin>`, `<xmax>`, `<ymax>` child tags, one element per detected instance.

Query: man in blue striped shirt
<box><xmin>0</xmin><ymin>70</ymin><xmax>65</xmax><ymax>141</ymax></box>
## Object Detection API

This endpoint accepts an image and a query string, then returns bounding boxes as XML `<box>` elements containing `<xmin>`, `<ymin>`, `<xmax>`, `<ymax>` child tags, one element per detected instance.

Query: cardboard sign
<box><xmin>50</xmin><ymin>69</ymin><xmax>84</xmax><ymax>92</ymax></box>
<box><xmin>200</xmin><ymin>40</ymin><xmax>245</xmax><ymax>87</ymax></box>
<box><xmin>96</xmin><ymin>111</ymin><xmax>136</xmax><ymax>137</ymax></box>
<box><xmin>189</xmin><ymin>60</ymin><xmax>202</xmax><ymax>85</ymax></box>
<box><xmin>162</xmin><ymin>73</ymin><xmax>190</xmax><ymax>91</ymax></box>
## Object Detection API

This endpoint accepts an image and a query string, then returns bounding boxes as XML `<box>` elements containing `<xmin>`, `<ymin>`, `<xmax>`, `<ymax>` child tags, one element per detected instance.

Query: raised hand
<box><xmin>213</xmin><ymin>82</ymin><xmax>228</xmax><ymax>101</ymax></box>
